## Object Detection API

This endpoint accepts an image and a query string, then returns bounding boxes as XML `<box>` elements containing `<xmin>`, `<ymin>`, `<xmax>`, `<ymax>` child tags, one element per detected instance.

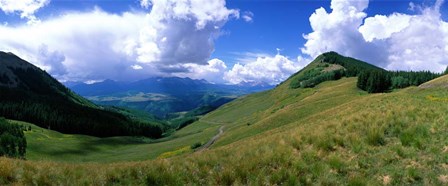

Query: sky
<box><xmin>0</xmin><ymin>0</ymin><xmax>447</xmax><ymax>85</ymax></box>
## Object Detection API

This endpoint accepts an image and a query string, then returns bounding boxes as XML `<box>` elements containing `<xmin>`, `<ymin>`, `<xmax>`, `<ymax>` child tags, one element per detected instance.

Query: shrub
<box><xmin>191</xmin><ymin>142</ymin><xmax>202</xmax><ymax>149</ymax></box>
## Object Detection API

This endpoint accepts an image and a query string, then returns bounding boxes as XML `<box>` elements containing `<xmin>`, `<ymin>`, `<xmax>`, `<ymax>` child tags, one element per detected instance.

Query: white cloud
<box><xmin>301</xmin><ymin>0</ymin><xmax>384</xmax><ymax>65</ymax></box>
<box><xmin>140</xmin><ymin>0</ymin><xmax>152</xmax><ymax>9</ymax></box>
<box><xmin>131</xmin><ymin>65</ymin><xmax>143</xmax><ymax>70</ymax></box>
<box><xmin>0</xmin><ymin>0</ymin><xmax>49</xmax><ymax>23</ymax></box>
<box><xmin>301</xmin><ymin>0</ymin><xmax>448</xmax><ymax>72</ymax></box>
<box><xmin>174</xmin><ymin>58</ymin><xmax>228</xmax><ymax>84</ymax></box>
<box><xmin>224</xmin><ymin>54</ymin><xmax>303</xmax><ymax>85</ymax></box>
<box><xmin>0</xmin><ymin>9</ymin><xmax>147</xmax><ymax>81</ymax></box>
<box><xmin>359</xmin><ymin>0</ymin><xmax>448</xmax><ymax>72</ymax></box>
<box><xmin>242</xmin><ymin>11</ymin><xmax>254</xmax><ymax>22</ymax></box>
<box><xmin>0</xmin><ymin>0</ymin><xmax>239</xmax><ymax>82</ymax></box>
<box><xmin>359</xmin><ymin>13</ymin><xmax>412</xmax><ymax>42</ymax></box>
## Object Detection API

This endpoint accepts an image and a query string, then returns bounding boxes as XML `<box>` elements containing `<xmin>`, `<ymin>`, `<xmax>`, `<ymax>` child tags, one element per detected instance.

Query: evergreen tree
<box><xmin>0</xmin><ymin>118</ymin><xmax>27</xmax><ymax>158</ymax></box>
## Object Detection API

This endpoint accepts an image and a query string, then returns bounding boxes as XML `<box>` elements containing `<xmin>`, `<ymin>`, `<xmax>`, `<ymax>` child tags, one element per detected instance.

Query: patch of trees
<box><xmin>290</xmin><ymin>68</ymin><xmax>345</xmax><ymax>88</ymax></box>
<box><xmin>320</xmin><ymin>51</ymin><xmax>384</xmax><ymax>76</ymax></box>
<box><xmin>0</xmin><ymin>118</ymin><xmax>26</xmax><ymax>159</ymax></box>
<box><xmin>0</xmin><ymin>87</ymin><xmax>165</xmax><ymax>138</ymax></box>
<box><xmin>357</xmin><ymin>70</ymin><xmax>441</xmax><ymax>93</ymax></box>
<box><xmin>290</xmin><ymin>52</ymin><xmax>384</xmax><ymax>89</ymax></box>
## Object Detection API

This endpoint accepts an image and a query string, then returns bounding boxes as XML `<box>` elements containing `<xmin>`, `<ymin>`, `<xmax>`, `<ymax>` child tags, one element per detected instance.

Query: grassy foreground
<box><xmin>1</xmin><ymin>77</ymin><xmax>448</xmax><ymax>185</ymax></box>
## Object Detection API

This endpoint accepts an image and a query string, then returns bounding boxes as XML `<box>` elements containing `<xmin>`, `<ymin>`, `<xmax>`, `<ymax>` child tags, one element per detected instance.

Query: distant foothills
<box><xmin>65</xmin><ymin>76</ymin><xmax>273</xmax><ymax>118</ymax></box>
<box><xmin>0</xmin><ymin>50</ymin><xmax>445</xmax><ymax>141</ymax></box>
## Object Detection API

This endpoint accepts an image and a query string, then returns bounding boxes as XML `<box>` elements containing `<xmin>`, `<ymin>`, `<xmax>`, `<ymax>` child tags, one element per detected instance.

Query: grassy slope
<box><xmin>203</xmin><ymin>77</ymin><xmax>365</xmax><ymax>148</ymax></box>
<box><xmin>9</xmin><ymin>120</ymin><xmax>218</xmax><ymax>163</ymax></box>
<box><xmin>2</xmin><ymin>76</ymin><xmax>448</xmax><ymax>184</ymax></box>
<box><xmin>420</xmin><ymin>74</ymin><xmax>448</xmax><ymax>88</ymax></box>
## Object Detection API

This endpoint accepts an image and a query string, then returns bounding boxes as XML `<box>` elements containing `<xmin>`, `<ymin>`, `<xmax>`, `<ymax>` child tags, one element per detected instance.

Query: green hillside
<box><xmin>2</xmin><ymin>76</ymin><xmax>447</xmax><ymax>185</ymax></box>
<box><xmin>420</xmin><ymin>74</ymin><xmax>448</xmax><ymax>89</ymax></box>
<box><xmin>1</xmin><ymin>53</ymin><xmax>447</xmax><ymax>185</ymax></box>
<box><xmin>288</xmin><ymin>51</ymin><xmax>384</xmax><ymax>89</ymax></box>
<box><xmin>9</xmin><ymin>120</ymin><xmax>219</xmax><ymax>162</ymax></box>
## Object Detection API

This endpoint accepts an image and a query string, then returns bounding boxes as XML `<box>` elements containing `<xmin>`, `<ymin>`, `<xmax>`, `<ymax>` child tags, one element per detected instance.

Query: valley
<box><xmin>0</xmin><ymin>51</ymin><xmax>447</xmax><ymax>185</ymax></box>
<box><xmin>1</xmin><ymin>0</ymin><xmax>448</xmax><ymax>185</ymax></box>
<box><xmin>67</xmin><ymin>77</ymin><xmax>272</xmax><ymax>118</ymax></box>
<box><xmin>2</xmin><ymin>74</ymin><xmax>448</xmax><ymax>185</ymax></box>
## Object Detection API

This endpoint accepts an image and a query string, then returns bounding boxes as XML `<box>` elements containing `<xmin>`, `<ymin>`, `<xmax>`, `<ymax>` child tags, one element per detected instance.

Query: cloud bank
<box><xmin>0</xmin><ymin>0</ymin><xmax>447</xmax><ymax>85</ymax></box>
<box><xmin>302</xmin><ymin>0</ymin><xmax>448</xmax><ymax>72</ymax></box>
<box><xmin>0</xmin><ymin>0</ymin><xmax>239</xmax><ymax>82</ymax></box>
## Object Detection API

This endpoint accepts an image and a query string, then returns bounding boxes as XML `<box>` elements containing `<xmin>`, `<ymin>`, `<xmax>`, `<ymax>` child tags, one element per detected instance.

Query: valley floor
<box><xmin>2</xmin><ymin>77</ymin><xmax>448</xmax><ymax>185</ymax></box>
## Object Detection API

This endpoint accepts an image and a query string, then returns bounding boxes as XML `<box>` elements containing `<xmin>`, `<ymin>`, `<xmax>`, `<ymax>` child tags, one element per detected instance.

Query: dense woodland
<box><xmin>0</xmin><ymin>87</ymin><xmax>164</xmax><ymax>138</ymax></box>
<box><xmin>0</xmin><ymin>118</ymin><xmax>26</xmax><ymax>158</ymax></box>
<box><xmin>357</xmin><ymin>70</ymin><xmax>442</xmax><ymax>93</ymax></box>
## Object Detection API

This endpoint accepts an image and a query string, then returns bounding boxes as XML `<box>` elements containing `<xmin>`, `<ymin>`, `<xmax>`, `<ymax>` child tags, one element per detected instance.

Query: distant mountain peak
<box><xmin>237</xmin><ymin>81</ymin><xmax>271</xmax><ymax>87</ymax></box>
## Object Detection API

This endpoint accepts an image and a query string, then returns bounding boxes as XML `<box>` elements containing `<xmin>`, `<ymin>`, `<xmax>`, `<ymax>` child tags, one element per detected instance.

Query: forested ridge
<box><xmin>289</xmin><ymin>51</ymin><xmax>383</xmax><ymax>89</ymax></box>
<box><xmin>0</xmin><ymin>52</ymin><xmax>165</xmax><ymax>138</ymax></box>
<box><xmin>289</xmin><ymin>52</ymin><xmax>442</xmax><ymax>92</ymax></box>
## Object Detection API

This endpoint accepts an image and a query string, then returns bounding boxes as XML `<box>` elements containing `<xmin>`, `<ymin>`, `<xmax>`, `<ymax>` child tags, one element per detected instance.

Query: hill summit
<box><xmin>288</xmin><ymin>52</ymin><xmax>383</xmax><ymax>89</ymax></box>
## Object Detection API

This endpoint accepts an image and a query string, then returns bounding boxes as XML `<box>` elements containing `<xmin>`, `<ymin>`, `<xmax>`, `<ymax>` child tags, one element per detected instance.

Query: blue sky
<box><xmin>0</xmin><ymin>0</ymin><xmax>447</xmax><ymax>84</ymax></box>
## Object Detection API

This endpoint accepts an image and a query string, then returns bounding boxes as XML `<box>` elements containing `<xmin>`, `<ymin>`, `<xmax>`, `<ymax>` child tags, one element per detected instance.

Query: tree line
<box><xmin>0</xmin><ymin>87</ymin><xmax>165</xmax><ymax>138</ymax></box>
<box><xmin>357</xmin><ymin>70</ymin><xmax>442</xmax><ymax>93</ymax></box>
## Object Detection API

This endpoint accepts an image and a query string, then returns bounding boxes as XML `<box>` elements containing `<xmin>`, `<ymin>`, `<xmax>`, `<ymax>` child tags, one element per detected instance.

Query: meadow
<box><xmin>2</xmin><ymin>76</ymin><xmax>448</xmax><ymax>185</ymax></box>
<box><xmin>11</xmin><ymin>119</ymin><xmax>219</xmax><ymax>163</ymax></box>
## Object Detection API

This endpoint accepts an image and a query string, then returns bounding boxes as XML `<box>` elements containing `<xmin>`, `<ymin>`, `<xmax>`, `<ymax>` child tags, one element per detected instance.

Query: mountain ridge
<box><xmin>0</xmin><ymin>51</ymin><xmax>165</xmax><ymax>138</ymax></box>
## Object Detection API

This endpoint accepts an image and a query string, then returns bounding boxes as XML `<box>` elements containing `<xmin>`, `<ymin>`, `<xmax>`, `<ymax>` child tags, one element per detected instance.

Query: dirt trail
<box><xmin>196</xmin><ymin>126</ymin><xmax>224</xmax><ymax>151</ymax></box>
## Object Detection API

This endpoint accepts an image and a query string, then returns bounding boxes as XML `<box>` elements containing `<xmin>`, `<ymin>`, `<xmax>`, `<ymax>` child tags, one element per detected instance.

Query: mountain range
<box><xmin>66</xmin><ymin>76</ymin><xmax>273</xmax><ymax>118</ymax></box>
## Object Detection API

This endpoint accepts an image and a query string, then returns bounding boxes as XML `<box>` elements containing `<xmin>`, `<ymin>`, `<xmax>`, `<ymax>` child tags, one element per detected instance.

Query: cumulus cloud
<box><xmin>359</xmin><ymin>0</ymin><xmax>448</xmax><ymax>72</ymax></box>
<box><xmin>173</xmin><ymin>58</ymin><xmax>228</xmax><ymax>84</ymax></box>
<box><xmin>301</xmin><ymin>0</ymin><xmax>448</xmax><ymax>72</ymax></box>
<box><xmin>0</xmin><ymin>9</ymin><xmax>147</xmax><ymax>81</ymax></box>
<box><xmin>0</xmin><ymin>0</ymin><xmax>49</xmax><ymax>23</ymax></box>
<box><xmin>0</xmin><ymin>0</ymin><xmax>239</xmax><ymax>82</ymax></box>
<box><xmin>140</xmin><ymin>0</ymin><xmax>151</xmax><ymax>9</ymax></box>
<box><xmin>224</xmin><ymin>54</ymin><xmax>303</xmax><ymax>85</ymax></box>
<box><xmin>359</xmin><ymin>13</ymin><xmax>412</xmax><ymax>42</ymax></box>
<box><xmin>301</xmin><ymin>0</ymin><xmax>388</xmax><ymax>66</ymax></box>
